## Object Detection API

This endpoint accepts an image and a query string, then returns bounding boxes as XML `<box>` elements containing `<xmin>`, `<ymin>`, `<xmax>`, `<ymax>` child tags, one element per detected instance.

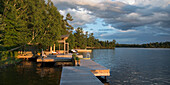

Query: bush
<box><xmin>10</xmin><ymin>52</ymin><xmax>14</xmax><ymax>60</ymax></box>
<box><xmin>14</xmin><ymin>51</ymin><xmax>18</xmax><ymax>59</ymax></box>
<box><xmin>72</xmin><ymin>53</ymin><xmax>77</xmax><ymax>57</ymax></box>
<box><xmin>75</xmin><ymin>57</ymin><xmax>80</xmax><ymax>61</ymax></box>
<box><xmin>1</xmin><ymin>51</ymin><xmax>9</xmax><ymax>61</ymax></box>
<box><xmin>72</xmin><ymin>53</ymin><xmax>80</xmax><ymax>61</ymax></box>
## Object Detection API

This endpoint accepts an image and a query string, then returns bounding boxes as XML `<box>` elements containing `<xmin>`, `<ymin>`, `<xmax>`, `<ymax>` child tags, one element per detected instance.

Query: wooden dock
<box><xmin>60</xmin><ymin>59</ymin><xmax>110</xmax><ymax>85</ymax></box>
<box><xmin>57</xmin><ymin>54</ymin><xmax>83</xmax><ymax>58</ymax></box>
<box><xmin>17</xmin><ymin>55</ymin><xmax>34</xmax><ymax>59</ymax></box>
<box><xmin>60</xmin><ymin>67</ymin><xmax>103</xmax><ymax>85</ymax></box>
<box><xmin>57</xmin><ymin>54</ymin><xmax>72</xmax><ymax>58</ymax></box>
<box><xmin>37</xmin><ymin>57</ymin><xmax>72</xmax><ymax>62</ymax></box>
<box><xmin>17</xmin><ymin>51</ymin><xmax>36</xmax><ymax>59</ymax></box>
<box><xmin>75</xmin><ymin>49</ymin><xmax>92</xmax><ymax>53</ymax></box>
<box><xmin>37</xmin><ymin>54</ymin><xmax>84</xmax><ymax>62</ymax></box>
<box><xmin>80</xmin><ymin>59</ymin><xmax>110</xmax><ymax>76</ymax></box>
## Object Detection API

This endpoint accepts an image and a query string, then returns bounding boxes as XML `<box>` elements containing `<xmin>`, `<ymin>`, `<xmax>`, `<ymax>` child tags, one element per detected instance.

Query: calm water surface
<box><xmin>91</xmin><ymin>48</ymin><xmax>170</xmax><ymax>85</ymax></box>
<box><xmin>0</xmin><ymin>61</ymin><xmax>61</xmax><ymax>85</ymax></box>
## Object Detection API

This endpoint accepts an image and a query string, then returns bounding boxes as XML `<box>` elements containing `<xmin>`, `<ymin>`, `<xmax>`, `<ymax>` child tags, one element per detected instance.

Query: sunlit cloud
<box><xmin>52</xmin><ymin>0</ymin><xmax>170</xmax><ymax>43</ymax></box>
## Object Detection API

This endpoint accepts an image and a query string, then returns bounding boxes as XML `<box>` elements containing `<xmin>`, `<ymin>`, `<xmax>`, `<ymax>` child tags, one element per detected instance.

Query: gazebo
<box><xmin>50</xmin><ymin>35</ymin><xmax>69</xmax><ymax>54</ymax></box>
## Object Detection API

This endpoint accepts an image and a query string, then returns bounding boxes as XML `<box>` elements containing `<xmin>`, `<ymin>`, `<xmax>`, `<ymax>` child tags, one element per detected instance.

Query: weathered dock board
<box><xmin>56</xmin><ymin>54</ymin><xmax>83</xmax><ymax>58</ymax></box>
<box><xmin>17</xmin><ymin>55</ymin><xmax>33</xmax><ymax>59</ymax></box>
<box><xmin>17</xmin><ymin>51</ymin><xmax>35</xmax><ymax>59</ymax></box>
<box><xmin>60</xmin><ymin>67</ymin><xmax>103</xmax><ymax>85</ymax></box>
<box><xmin>75</xmin><ymin>49</ymin><xmax>92</xmax><ymax>53</ymax></box>
<box><xmin>37</xmin><ymin>54</ymin><xmax>83</xmax><ymax>62</ymax></box>
<box><xmin>57</xmin><ymin>54</ymin><xmax>72</xmax><ymax>58</ymax></box>
<box><xmin>80</xmin><ymin>59</ymin><xmax>110</xmax><ymax>76</ymax></box>
<box><xmin>37</xmin><ymin>57</ymin><xmax>72</xmax><ymax>62</ymax></box>
<box><xmin>60</xmin><ymin>59</ymin><xmax>110</xmax><ymax>85</ymax></box>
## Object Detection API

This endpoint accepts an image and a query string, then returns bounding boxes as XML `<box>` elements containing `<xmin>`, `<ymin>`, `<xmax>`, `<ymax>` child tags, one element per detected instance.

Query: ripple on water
<box><xmin>91</xmin><ymin>48</ymin><xmax>170</xmax><ymax>85</ymax></box>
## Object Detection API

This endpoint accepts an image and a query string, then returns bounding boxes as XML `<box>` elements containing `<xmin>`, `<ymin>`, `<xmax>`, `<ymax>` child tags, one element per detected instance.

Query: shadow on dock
<box><xmin>97</xmin><ymin>76</ymin><xmax>110</xmax><ymax>85</ymax></box>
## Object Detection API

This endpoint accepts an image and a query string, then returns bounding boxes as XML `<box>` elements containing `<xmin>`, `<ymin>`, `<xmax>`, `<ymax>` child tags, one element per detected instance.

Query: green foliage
<box><xmin>75</xmin><ymin>57</ymin><xmax>80</xmax><ymax>61</ymax></box>
<box><xmin>72</xmin><ymin>53</ymin><xmax>80</xmax><ymax>60</ymax></box>
<box><xmin>61</xmin><ymin>13</ymin><xmax>74</xmax><ymax>35</ymax></box>
<box><xmin>14</xmin><ymin>51</ymin><xmax>18</xmax><ymax>59</ymax></box>
<box><xmin>0</xmin><ymin>50</ymin><xmax>20</xmax><ymax>66</ymax></box>
<box><xmin>72</xmin><ymin>53</ymin><xmax>77</xmax><ymax>58</ymax></box>
<box><xmin>0</xmin><ymin>14</ymin><xmax>4</xmax><ymax>45</ymax></box>
<box><xmin>69</xmin><ymin>27</ymin><xmax>116</xmax><ymax>49</ymax></box>
<box><xmin>10</xmin><ymin>51</ymin><xmax>13</xmax><ymax>59</ymax></box>
<box><xmin>67</xmin><ymin>33</ymin><xmax>75</xmax><ymax>49</ymax></box>
<box><xmin>0</xmin><ymin>51</ymin><xmax>8</xmax><ymax>61</ymax></box>
<box><xmin>1</xmin><ymin>0</ymin><xmax>74</xmax><ymax>49</ymax></box>
<box><xmin>1</xmin><ymin>0</ymin><xmax>116</xmax><ymax>53</ymax></box>
<box><xmin>1</xmin><ymin>0</ymin><xmax>30</xmax><ymax>47</ymax></box>
<box><xmin>74</xmin><ymin>27</ymin><xmax>86</xmax><ymax>48</ymax></box>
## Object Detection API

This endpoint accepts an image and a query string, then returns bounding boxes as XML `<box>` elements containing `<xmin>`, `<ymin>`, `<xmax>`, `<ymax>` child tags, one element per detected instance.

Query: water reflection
<box><xmin>0</xmin><ymin>61</ymin><xmax>61</xmax><ymax>85</ymax></box>
<box><xmin>36</xmin><ymin>67</ymin><xmax>55</xmax><ymax>78</ymax></box>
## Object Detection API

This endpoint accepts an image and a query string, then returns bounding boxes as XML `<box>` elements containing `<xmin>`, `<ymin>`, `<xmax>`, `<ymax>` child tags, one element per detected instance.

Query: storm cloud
<box><xmin>52</xmin><ymin>0</ymin><xmax>170</xmax><ymax>43</ymax></box>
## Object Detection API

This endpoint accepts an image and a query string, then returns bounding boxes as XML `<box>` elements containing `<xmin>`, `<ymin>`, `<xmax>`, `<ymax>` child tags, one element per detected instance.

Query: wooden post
<box><xmin>50</xmin><ymin>46</ymin><xmax>52</xmax><ymax>52</ymax></box>
<box><xmin>67</xmin><ymin>43</ymin><xmax>69</xmax><ymax>53</ymax></box>
<box><xmin>105</xmin><ymin>76</ymin><xmax>107</xmax><ymax>80</ymax></box>
<box><xmin>59</xmin><ymin>44</ymin><xmax>60</xmax><ymax>51</ymax></box>
<box><xmin>64</xmin><ymin>40</ymin><xmax>65</xmax><ymax>54</ymax></box>
<box><xmin>53</xmin><ymin>44</ymin><xmax>55</xmax><ymax>52</ymax></box>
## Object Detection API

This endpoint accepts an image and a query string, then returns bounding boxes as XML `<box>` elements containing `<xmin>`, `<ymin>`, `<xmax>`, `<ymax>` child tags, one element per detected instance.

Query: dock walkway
<box><xmin>37</xmin><ymin>57</ymin><xmax>72</xmax><ymax>62</ymax></box>
<box><xmin>80</xmin><ymin>59</ymin><xmax>110</xmax><ymax>76</ymax></box>
<box><xmin>60</xmin><ymin>59</ymin><xmax>110</xmax><ymax>85</ymax></box>
<box><xmin>37</xmin><ymin>54</ymin><xmax>83</xmax><ymax>62</ymax></box>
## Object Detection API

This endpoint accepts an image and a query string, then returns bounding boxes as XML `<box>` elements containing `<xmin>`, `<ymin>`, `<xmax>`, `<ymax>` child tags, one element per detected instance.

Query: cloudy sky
<box><xmin>52</xmin><ymin>0</ymin><xmax>170</xmax><ymax>44</ymax></box>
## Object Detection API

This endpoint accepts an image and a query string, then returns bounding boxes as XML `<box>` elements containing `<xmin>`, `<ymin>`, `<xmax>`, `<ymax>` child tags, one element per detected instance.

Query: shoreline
<box><xmin>0</xmin><ymin>59</ymin><xmax>22</xmax><ymax>69</ymax></box>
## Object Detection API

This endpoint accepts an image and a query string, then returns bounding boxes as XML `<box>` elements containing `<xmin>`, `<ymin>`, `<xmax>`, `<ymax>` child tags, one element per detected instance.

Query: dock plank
<box><xmin>80</xmin><ymin>59</ymin><xmax>110</xmax><ymax>76</ymax></box>
<box><xmin>37</xmin><ymin>57</ymin><xmax>72</xmax><ymax>62</ymax></box>
<box><xmin>60</xmin><ymin>59</ymin><xmax>110</xmax><ymax>85</ymax></box>
<box><xmin>60</xmin><ymin>67</ymin><xmax>103</xmax><ymax>85</ymax></box>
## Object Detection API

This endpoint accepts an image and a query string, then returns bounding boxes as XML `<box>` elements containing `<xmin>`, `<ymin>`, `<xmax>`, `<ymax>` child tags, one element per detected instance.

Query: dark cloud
<box><xmin>52</xmin><ymin>0</ymin><xmax>170</xmax><ymax>43</ymax></box>
<box><xmin>52</xmin><ymin>0</ymin><xmax>170</xmax><ymax>30</ymax></box>
<box><xmin>54</xmin><ymin>1</ymin><xmax>77</xmax><ymax>10</ymax></box>
<box><xmin>98</xmin><ymin>29</ymin><xmax>114</xmax><ymax>31</ymax></box>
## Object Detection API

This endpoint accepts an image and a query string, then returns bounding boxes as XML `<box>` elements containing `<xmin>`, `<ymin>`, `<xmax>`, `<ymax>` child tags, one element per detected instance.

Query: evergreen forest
<box><xmin>0</xmin><ymin>0</ymin><xmax>116</xmax><ymax>51</ymax></box>
<box><xmin>116</xmin><ymin>42</ymin><xmax>170</xmax><ymax>48</ymax></box>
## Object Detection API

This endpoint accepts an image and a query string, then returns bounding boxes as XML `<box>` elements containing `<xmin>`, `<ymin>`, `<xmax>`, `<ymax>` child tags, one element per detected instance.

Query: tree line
<box><xmin>0</xmin><ymin>0</ymin><xmax>116</xmax><ymax>51</ymax></box>
<box><xmin>116</xmin><ymin>41</ymin><xmax>170</xmax><ymax>48</ymax></box>
<box><xmin>67</xmin><ymin>27</ymin><xmax>116</xmax><ymax>49</ymax></box>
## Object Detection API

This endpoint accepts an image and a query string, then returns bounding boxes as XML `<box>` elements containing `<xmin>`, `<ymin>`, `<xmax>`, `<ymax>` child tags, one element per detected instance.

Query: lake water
<box><xmin>0</xmin><ymin>61</ymin><xmax>62</xmax><ymax>85</ymax></box>
<box><xmin>0</xmin><ymin>48</ymin><xmax>170</xmax><ymax>85</ymax></box>
<box><xmin>91</xmin><ymin>48</ymin><xmax>170</xmax><ymax>85</ymax></box>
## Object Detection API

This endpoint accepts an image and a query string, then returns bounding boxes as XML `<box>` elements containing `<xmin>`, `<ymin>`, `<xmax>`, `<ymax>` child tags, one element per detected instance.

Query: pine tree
<box><xmin>40</xmin><ymin>0</ymin><xmax>62</xmax><ymax>47</ymax></box>
<box><xmin>67</xmin><ymin>33</ymin><xmax>75</xmax><ymax>49</ymax></box>
<box><xmin>88</xmin><ymin>33</ymin><xmax>94</xmax><ymax>47</ymax></box>
<box><xmin>61</xmin><ymin>13</ymin><xmax>74</xmax><ymax>35</ymax></box>
<box><xmin>2</xmin><ymin>0</ymin><xmax>29</xmax><ymax>47</ymax></box>
<box><xmin>74</xmin><ymin>27</ymin><xmax>84</xmax><ymax>48</ymax></box>
<box><xmin>0</xmin><ymin>14</ymin><xmax>4</xmax><ymax>45</ymax></box>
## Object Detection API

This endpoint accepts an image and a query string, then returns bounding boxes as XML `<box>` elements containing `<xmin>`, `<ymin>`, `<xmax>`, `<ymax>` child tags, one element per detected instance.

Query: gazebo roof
<box><xmin>60</xmin><ymin>34</ymin><xmax>69</xmax><ymax>40</ymax></box>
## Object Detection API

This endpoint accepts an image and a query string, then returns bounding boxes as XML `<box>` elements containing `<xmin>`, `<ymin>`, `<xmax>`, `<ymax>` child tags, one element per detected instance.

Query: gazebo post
<box><xmin>59</xmin><ymin>44</ymin><xmax>60</xmax><ymax>52</ymax></box>
<box><xmin>57</xmin><ymin>35</ymin><xmax>69</xmax><ymax>54</ymax></box>
<box><xmin>67</xmin><ymin>43</ymin><xmax>69</xmax><ymax>54</ymax></box>
<box><xmin>50</xmin><ymin>46</ymin><xmax>52</xmax><ymax>52</ymax></box>
<box><xmin>64</xmin><ymin>40</ymin><xmax>65</xmax><ymax>54</ymax></box>
<box><xmin>53</xmin><ymin>44</ymin><xmax>55</xmax><ymax>52</ymax></box>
